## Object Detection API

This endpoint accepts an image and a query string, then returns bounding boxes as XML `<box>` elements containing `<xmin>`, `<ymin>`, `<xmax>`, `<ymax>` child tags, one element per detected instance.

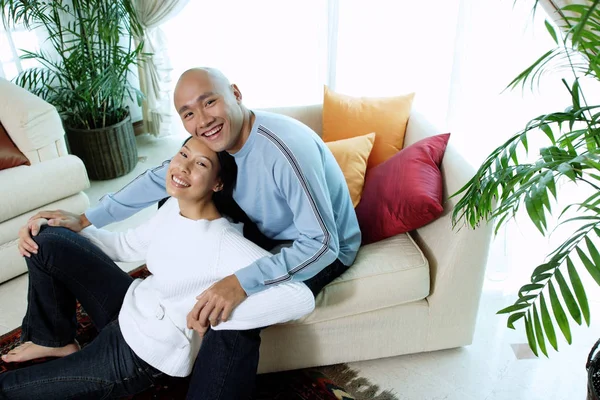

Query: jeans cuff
<box><xmin>21</xmin><ymin>331</ymin><xmax>75</xmax><ymax>348</ymax></box>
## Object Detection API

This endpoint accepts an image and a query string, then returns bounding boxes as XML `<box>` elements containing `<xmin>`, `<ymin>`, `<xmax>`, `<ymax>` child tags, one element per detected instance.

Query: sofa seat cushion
<box><xmin>294</xmin><ymin>232</ymin><xmax>430</xmax><ymax>325</ymax></box>
<box><xmin>0</xmin><ymin>155</ymin><xmax>89</xmax><ymax>223</ymax></box>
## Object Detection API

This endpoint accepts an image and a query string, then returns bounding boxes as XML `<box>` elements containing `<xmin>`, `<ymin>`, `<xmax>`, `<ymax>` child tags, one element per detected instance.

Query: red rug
<box><xmin>0</xmin><ymin>265</ymin><xmax>369</xmax><ymax>400</ymax></box>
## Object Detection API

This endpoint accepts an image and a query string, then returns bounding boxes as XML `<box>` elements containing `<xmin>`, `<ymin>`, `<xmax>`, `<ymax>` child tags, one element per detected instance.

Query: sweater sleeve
<box><xmin>85</xmin><ymin>160</ymin><xmax>170</xmax><ymax>228</ymax></box>
<box><xmin>214</xmin><ymin>227</ymin><xmax>315</xmax><ymax>329</ymax></box>
<box><xmin>234</xmin><ymin>138</ymin><xmax>340</xmax><ymax>295</ymax></box>
<box><xmin>79</xmin><ymin>204</ymin><xmax>163</xmax><ymax>262</ymax></box>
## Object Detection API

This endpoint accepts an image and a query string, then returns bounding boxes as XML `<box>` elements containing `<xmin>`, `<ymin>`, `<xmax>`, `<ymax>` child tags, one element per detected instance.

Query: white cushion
<box><xmin>295</xmin><ymin>233</ymin><xmax>430</xmax><ymax>325</ymax></box>
<box><xmin>0</xmin><ymin>192</ymin><xmax>90</xmax><ymax>283</ymax></box>
<box><xmin>0</xmin><ymin>78</ymin><xmax>65</xmax><ymax>154</ymax></box>
<box><xmin>0</xmin><ymin>155</ymin><xmax>89</xmax><ymax>223</ymax></box>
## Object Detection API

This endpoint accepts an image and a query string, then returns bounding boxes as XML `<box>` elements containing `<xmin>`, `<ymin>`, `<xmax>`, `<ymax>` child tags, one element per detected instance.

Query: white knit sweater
<box><xmin>79</xmin><ymin>198</ymin><xmax>315</xmax><ymax>377</ymax></box>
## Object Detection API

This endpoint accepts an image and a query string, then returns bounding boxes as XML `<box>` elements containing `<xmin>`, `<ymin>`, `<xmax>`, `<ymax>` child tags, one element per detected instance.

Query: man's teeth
<box><xmin>205</xmin><ymin>125</ymin><xmax>222</xmax><ymax>137</ymax></box>
<box><xmin>173</xmin><ymin>176</ymin><xmax>190</xmax><ymax>187</ymax></box>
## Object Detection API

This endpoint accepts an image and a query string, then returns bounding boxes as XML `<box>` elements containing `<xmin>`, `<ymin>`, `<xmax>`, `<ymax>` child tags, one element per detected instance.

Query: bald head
<box><xmin>176</xmin><ymin>67</ymin><xmax>232</xmax><ymax>96</ymax></box>
<box><xmin>173</xmin><ymin>67</ymin><xmax>249</xmax><ymax>153</ymax></box>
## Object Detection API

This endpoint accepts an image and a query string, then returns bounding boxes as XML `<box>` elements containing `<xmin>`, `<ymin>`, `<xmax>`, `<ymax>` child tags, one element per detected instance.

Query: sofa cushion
<box><xmin>325</xmin><ymin>133</ymin><xmax>375</xmax><ymax>207</ymax></box>
<box><xmin>0</xmin><ymin>122</ymin><xmax>30</xmax><ymax>171</ymax></box>
<box><xmin>0</xmin><ymin>78</ymin><xmax>65</xmax><ymax>154</ymax></box>
<box><xmin>0</xmin><ymin>155</ymin><xmax>89</xmax><ymax>223</ymax></box>
<box><xmin>293</xmin><ymin>233</ymin><xmax>430</xmax><ymax>325</ymax></box>
<box><xmin>356</xmin><ymin>133</ymin><xmax>450</xmax><ymax>244</ymax></box>
<box><xmin>322</xmin><ymin>86</ymin><xmax>414</xmax><ymax>170</ymax></box>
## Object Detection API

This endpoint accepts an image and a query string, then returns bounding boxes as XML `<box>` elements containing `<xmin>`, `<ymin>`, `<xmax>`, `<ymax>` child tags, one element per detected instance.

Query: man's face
<box><xmin>174</xmin><ymin>72</ymin><xmax>245</xmax><ymax>153</ymax></box>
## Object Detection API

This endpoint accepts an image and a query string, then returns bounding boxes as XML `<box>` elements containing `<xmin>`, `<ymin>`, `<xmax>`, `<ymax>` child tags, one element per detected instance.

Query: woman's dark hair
<box><xmin>178</xmin><ymin>136</ymin><xmax>243</xmax><ymax>222</ymax></box>
<box><xmin>162</xmin><ymin>137</ymin><xmax>276</xmax><ymax>250</ymax></box>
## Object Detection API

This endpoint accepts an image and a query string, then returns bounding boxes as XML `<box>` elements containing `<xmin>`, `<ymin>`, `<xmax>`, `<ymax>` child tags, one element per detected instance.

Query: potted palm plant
<box><xmin>452</xmin><ymin>0</ymin><xmax>600</xmax><ymax>358</ymax></box>
<box><xmin>0</xmin><ymin>0</ymin><xmax>145</xmax><ymax>180</ymax></box>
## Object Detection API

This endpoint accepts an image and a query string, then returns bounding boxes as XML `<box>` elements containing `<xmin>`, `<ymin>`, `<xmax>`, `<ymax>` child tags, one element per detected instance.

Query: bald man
<box><xmin>20</xmin><ymin>68</ymin><xmax>361</xmax><ymax>399</ymax></box>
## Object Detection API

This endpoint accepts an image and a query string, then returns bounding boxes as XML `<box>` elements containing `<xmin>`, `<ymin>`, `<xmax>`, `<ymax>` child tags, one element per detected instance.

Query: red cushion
<box><xmin>355</xmin><ymin>133</ymin><xmax>450</xmax><ymax>244</ymax></box>
<box><xmin>0</xmin><ymin>122</ymin><xmax>30</xmax><ymax>171</ymax></box>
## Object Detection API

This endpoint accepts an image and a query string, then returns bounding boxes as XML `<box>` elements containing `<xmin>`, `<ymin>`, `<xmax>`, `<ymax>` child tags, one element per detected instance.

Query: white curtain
<box><xmin>132</xmin><ymin>0</ymin><xmax>190</xmax><ymax>137</ymax></box>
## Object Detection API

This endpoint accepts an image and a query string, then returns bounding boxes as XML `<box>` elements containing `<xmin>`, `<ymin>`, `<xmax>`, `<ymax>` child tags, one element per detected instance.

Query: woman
<box><xmin>0</xmin><ymin>137</ymin><xmax>315</xmax><ymax>399</ymax></box>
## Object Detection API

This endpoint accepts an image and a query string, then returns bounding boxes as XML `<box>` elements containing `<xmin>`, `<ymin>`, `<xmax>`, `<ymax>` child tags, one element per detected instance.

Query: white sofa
<box><xmin>257</xmin><ymin>105</ymin><xmax>493</xmax><ymax>373</ymax></box>
<box><xmin>0</xmin><ymin>78</ymin><xmax>90</xmax><ymax>284</ymax></box>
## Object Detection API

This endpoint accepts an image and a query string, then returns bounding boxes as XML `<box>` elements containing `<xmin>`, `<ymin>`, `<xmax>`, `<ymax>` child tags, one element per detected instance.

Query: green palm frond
<box><xmin>453</xmin><ymin>0</ymin><xmax>600</xmax><ymax>355</ymax></box>
<box><xmin>0</xmin><ymin>0</ymin><xmax>146</xmax><ymax>129</ymax></box>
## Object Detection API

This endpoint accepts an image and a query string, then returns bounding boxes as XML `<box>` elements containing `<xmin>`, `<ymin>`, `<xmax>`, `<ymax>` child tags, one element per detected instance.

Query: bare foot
<box><xmin>1</xmin><ymin>341</ymin><xmax>80</xmax><ymax>363</ymax></box>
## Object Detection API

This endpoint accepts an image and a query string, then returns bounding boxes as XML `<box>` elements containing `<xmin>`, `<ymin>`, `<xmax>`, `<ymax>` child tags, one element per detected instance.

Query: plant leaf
<box><xmin>577</xmin><ymin>245</ymin><xmax>600</xmax><ymax>285</ymax></box>
<box><xmin>533</xmin><ymin>303</ymin><xmax>548</xmax><ymax>356</ymax></box>
<box><xmin>554</xmin><ymin>268</ymin><xmax>582</xmax><ymax>325</ymax></box>
<box><xmin>525</xmin><ymin>312</ymin><xmax>539</xmax><ymax>357</ymax></box>
<box><xmin>540</xmin><ymin>294</ymin><xmax>558</xmax><ymax>351</ymax></box>
<box><xmin>497</xmin><ymin>302</ymin><xmax>532</xmax><ymax>314</ymax></box>
<box><xmin>545</xmin><ymin>20</ymin><xmax>559</xmax><ymax>45</ymax></box>
<box><xmin>567</xmin><ymin>257</ymin><xmax>590</xmax><ymax>326</ymax></box>
<box><xmin>549</xmin><ymin>281</ymin><xmax>572</xmax><ymax>344</ymax></box>
<box><xmin>533</xmin><ymin>272</ymin><xmax>554</xmax><ymax>283</ymax></box>
<box><xmin>507</xmin><ymin>312</ymin><xmax>526</xmax><ymax>329</ymax></box>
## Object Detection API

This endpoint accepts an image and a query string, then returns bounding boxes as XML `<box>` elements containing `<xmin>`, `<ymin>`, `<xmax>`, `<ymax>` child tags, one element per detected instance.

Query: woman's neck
<box><xmin>177</xmin><ymin>198</ymin><xmax>222</xmax><ymax>221</ymax></box>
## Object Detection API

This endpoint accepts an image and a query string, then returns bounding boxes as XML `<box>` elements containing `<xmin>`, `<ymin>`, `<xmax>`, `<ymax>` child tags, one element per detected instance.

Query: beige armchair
<box><xmin>0</xmin><ymin>78</ymin><xmax>90</xmax><ymax>284</ymax></box>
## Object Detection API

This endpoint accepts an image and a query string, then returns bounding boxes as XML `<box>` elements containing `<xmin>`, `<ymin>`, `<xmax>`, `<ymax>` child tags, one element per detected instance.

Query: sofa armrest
<box><xmin>405</xmin><ymin>111</ymin><xmax>493</xmax><ymax>343</ymax></box>
<box><xmin>0</xmin><ymin>78</ymin><xmax>68</xmax><ymax>164</ymax></box>
<box><xmin>0</xmin><ymin>155</ymin><xmax>90</xmax><ymax>224</ymax></box>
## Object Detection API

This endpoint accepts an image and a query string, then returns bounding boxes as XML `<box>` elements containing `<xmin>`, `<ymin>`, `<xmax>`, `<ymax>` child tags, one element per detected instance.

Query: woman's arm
<box><xmin>78</xmin><ymin>199</ymin><xmax>171</xmax><ymax>262</ymax></box>
<box><xmin>211</xmin><ymin>281</ymin><xmax>315</xmax><ymax>331</ymax></box>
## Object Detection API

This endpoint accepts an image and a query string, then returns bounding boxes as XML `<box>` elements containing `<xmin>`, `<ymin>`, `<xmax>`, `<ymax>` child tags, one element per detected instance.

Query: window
<box><xmin>0</xmin><ymin>22</ymin><xmax>39</xmax><ymax>80</ymax></box>
<box><xmin>162</xmin><ymin>0</ymin><xmax>329</xmax><ymax>109</ymax></box>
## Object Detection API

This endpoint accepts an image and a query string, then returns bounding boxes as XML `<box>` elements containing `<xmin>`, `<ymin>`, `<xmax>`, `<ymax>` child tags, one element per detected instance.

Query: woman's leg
<box><xmin>9</xmin><ymin>226</ymin><xmax>133</xmax><ymax>360</ymax></box>
<box><xmin>0</xmin><ymin>321</ymin><xmax>162</xmax><ymax>400</ymax></box>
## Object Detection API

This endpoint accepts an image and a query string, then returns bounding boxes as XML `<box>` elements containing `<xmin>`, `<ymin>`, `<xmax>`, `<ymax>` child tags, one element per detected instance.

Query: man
<box><xmin>20</xmin><ymin>67</ymin><xmax>361</xmax><ymax>399</ymax></box>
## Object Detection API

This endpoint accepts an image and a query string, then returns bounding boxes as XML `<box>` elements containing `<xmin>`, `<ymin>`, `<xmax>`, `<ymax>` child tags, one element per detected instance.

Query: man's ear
<box><xmin>231</xmin><ymin>84</ymin><xmax>242</xmax><ymax>103</ymax></box>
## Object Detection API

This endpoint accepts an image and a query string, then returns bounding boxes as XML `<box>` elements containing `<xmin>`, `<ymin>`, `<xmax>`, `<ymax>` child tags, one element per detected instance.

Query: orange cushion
<box><xmin>326</xmin><ymin>133</ymin><xmax>375</xmax><ymax>207</ymax></box>
<box><xmin>322</xmin><ymin>86</ymin><xmax>414</xmax><ymax>170</ymax></box>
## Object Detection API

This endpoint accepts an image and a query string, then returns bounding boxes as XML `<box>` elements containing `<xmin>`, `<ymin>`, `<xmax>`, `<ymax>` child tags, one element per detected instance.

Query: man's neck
<box><xmin>238</xmin><ymin>108</ymin><xmax>255</xmax><ymax>151</ymax></box>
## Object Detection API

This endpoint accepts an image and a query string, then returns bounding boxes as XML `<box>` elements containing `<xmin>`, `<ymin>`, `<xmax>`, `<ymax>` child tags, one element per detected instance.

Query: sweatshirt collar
<box><xmin>232</xmin><ymin>110</ymin><xmax>264</xmax><ymax>159</ymax></box>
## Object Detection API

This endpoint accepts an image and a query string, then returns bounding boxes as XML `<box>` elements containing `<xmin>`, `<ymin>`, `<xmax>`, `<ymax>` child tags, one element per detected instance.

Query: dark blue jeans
<box><xmin>0</xmin><ymin>226</ymin><xmax>163</xmax><ymax>399</ymax></box>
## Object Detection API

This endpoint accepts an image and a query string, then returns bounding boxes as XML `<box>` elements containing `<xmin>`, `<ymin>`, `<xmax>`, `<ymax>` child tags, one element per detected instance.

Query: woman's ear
<box><xmin>213</xmin><ymin>182</ymin><xmax>224</xmax><ymax>192</ymax></box>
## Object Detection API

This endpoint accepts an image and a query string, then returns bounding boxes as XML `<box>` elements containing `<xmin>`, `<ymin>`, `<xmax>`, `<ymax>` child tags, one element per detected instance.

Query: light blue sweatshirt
<box><xmin>86</xmin><ymin>110</ymin><xmax>361</xmax><ymax>295</ymax></box>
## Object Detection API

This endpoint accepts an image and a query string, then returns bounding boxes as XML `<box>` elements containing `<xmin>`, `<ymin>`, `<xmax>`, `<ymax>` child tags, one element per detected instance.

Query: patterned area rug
<box><xmin>0</xmin><ymin>266</ymin><xmax>398</xmax><ymax>400</ymax></box>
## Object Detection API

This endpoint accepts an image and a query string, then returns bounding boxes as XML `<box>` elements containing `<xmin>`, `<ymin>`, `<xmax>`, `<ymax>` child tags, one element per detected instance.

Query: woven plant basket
<box><xmin>65</xmin><ymin>114</ymin><xmax>138</xmax><ymax>180</ymax></box>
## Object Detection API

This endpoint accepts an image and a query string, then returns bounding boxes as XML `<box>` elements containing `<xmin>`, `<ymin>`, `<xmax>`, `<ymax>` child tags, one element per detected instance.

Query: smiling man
<box><xmin>20</xmin><ymin>67</ymin><xmax>361</xmax><ymax>400</ymax></box>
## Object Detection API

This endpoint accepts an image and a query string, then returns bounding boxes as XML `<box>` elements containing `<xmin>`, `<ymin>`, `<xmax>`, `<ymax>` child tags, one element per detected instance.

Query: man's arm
<box><xmin>235</xmin><ymin>142</ymin><xmax>341</xmax><ymax>296</ymax></box>
<box><xmin>20</xmin><ymin>160</ymin><xmax>171</xmax><ymax>257</ymax></box>
<box><xmin>85</xmin><ymin>160</ymin><xmax>170</xmax><ymax>228</ymax></box>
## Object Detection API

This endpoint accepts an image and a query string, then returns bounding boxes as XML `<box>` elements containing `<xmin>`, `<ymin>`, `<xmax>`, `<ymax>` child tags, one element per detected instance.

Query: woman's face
<box><xmin>166</xmin><ymin>138</ymin><xmax>222</xmax><ymax>202</ymax></box>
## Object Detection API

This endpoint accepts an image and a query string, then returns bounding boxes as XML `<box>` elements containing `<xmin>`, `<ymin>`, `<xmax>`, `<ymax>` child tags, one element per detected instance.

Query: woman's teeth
<box><xmin>172</xmin><ymin>176</ymin><xmax>190</xmax><ymax>187</ymax></box>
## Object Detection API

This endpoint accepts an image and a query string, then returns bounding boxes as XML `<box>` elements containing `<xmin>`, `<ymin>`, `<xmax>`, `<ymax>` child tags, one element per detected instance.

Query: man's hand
<box><xmin>188</xmin><ymin>275</ymin><xmax>247</xmax><ymax>329</ymax></box>
<box><xmin>17</xmin><ymin>218</ymin><xmax>48</xmax><ymax>257</ymax></box>
<box><xmin>186</xmin><ymin>315</ymin><xmax>210</xmax><ymax>338</ymax></box>
<box><xmin>28</xmin><ymin>210</ymin><xmax>90</xmax><ymax>233</ymax></box>
<box><xmin>19</xmin><ymin>210</ymin><xmax>91</xmax><ymax>258</ymax></box>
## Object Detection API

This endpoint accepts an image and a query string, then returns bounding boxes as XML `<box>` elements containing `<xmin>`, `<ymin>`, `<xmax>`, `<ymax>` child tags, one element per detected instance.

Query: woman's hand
<box><xmin>18</xmin><ymin>218</ymin><xmax>48</xmax><ymax>257</ymax></box>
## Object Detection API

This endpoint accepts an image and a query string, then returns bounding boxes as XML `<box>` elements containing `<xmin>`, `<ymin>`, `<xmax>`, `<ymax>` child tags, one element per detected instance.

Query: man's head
<box><xmin>174</xmin><ymin>68</ymin><xmax>248</xmax><ymax>153</ymax></box>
